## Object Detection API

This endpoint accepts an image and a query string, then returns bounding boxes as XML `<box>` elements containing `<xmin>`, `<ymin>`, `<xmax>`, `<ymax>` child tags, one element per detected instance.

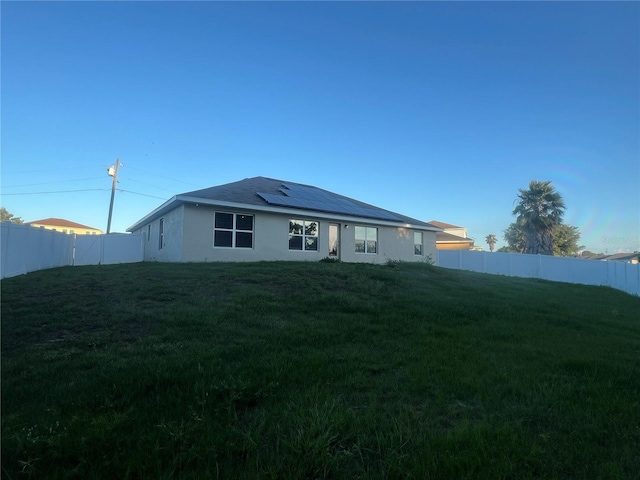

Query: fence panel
<box><xmin>485</xmin><ymin>252</ymin><xmax>511</xmax><ymax>275</ymax></box>
<box><xmin>1</xmin><ymin>223</ymin><xmax>144</xmax><ymax>279</ymax></box>
<box><xmin>74</xmin><ymin>235</ymin><xmax>103</xmax><ymax>266</ymax></box>
<box><xmin>1</xmin><ymin>223</ymin><xmax>29</xmax><ymax>278</ymax></box>
<box><xmin>102</xmin><ymin>234</ymin><xmax>144</xmax><ymax>265</ymax></box>
<box><xmin>437</xmin><ymin>249</ymin><xmax>639</xmax><ymax>296</ymax></box>
<box><xmin>26</xmin><ymin>226</ymin><xmax>47</xmax><ymax>272</ymax></box>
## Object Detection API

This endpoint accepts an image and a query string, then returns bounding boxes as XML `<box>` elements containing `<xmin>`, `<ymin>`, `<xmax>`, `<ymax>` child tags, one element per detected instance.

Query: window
<box><xmin>147</xmin><ymin>224</ymin><xmax>151</xmax><ymax>242</ymax></box>
<box><xmin>289</xmin><ymin>219</ymin><xmax>318</xmax><ymax>251</ymax></box>
<box><xmin>355</xmin><ymin>226</ymin><xmax>377</xmax><ymax>254</ymax></box>
<box><xmin>214</xmin><ymin>212</ymin><xmax>254</xmax><ymax>248</ymax></box>
<box><xmin>414</xmin><ymin>232</ymin><xmax>423</xmax><ymax>255</ymax></box>
<box><xmin>158</xmin><ymin>218</ymin><xmax>164</xmax><ymax>250</ymax></box>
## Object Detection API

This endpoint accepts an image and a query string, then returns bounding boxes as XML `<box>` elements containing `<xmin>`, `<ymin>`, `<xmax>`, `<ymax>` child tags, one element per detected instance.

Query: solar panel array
<box><xmin>256</xmin><ymin>183</ymin><xmax>403</xmax><ymax>222</ymax></box>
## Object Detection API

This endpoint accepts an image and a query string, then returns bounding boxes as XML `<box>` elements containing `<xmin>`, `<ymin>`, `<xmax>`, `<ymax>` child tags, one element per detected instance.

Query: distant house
<box><xmin>582</xmin><ymin>252</ymin><xmax>640</xmax><ymax>264</ymax></box>
<box><xmin>127</xmin><ymin>176</ymin><xmax>441</xmax><ymax>264</ymax></box>
<box><xmin>27</xmin><ymin>218</ymin><xmax>103</xmax><ymax>235</ymax></box>
<box><xmin>429</xmin><ymin>220</ymin><xmax>476</xmax><ymax>250</ymax></box>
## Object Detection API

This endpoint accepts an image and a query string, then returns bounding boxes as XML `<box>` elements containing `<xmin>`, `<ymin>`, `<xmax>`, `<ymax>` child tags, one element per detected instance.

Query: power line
<box><xmin>117</xmin><ymin>175</ymin><xmax>177</xmax><ymax>192</ymax></box>
<box><xmin>117</xmin><ymin>189</ymin><xmax>167</xmax><ymax>200</ymax></box>
<box><xmin>0</xmin><ymin>189</ymin><xmax>110</xmax><ymax>196</ymax></box>
<box><xmin>1</xmin><ymin>165</ymin><xmax>108</xmax><ymax>174</ymax></box>
<box><xmin>1</xmin><ymin>188</ymin><xmax>166</xmax><ymax>201</ymax></box>
<box><xmin>2</xmin><ymin>177</ymin><xmax>106</xmax><ymax>188</ymax></box>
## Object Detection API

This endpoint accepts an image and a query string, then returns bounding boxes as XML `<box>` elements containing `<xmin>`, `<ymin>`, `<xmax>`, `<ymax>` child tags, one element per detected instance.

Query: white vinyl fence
<box><xmin>1</xmin><ymin>222</ymin><xmax>144</xmax><ymax>279</ymax></box>
<box><xmin>438</xmin><ymin>250</ymin><xmax>640</xmax><ymax>296</ymax></box>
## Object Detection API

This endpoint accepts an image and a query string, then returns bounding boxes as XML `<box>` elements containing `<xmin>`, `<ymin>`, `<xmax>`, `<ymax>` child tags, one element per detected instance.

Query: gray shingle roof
<box><xmin>181</xmin><ymin>176</ymin><xmax>434</xmax><ymax>227</ymax></box>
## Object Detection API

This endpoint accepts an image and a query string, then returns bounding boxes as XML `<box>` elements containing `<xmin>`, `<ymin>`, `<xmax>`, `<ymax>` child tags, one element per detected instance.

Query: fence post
<box><xmin>537</xmin><ymin>254</ymin><xmax>542</xmax><ymax>279</ymax></box>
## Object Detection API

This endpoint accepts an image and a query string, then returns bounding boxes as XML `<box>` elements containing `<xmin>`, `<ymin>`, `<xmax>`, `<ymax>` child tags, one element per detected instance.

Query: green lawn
<box><xmin>2</xmin><ymin>261</ymin><xmax>639</xmax><ymax>479</ymax></box>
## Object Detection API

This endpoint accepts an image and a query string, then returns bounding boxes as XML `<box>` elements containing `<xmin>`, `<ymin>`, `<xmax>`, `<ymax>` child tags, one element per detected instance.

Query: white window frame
<box><xmin>414</xmin><ymin>231</ymin><xmax>423</xmax><ymax>256</ymax></box>
<box><xmin>288</xmin><ymin>219</ymin><xmax>319</xmax><ymax>252</ymax></box>
<box><xmin>213</xmin><ymin>212</ymin><xmax>254</xmax><ymax>249</ymax></box>
<box><xmin>355</xmin><ymin>226</ymin><xmax>378</xmax><ymax>254</ymax></box>
<box><xmin>158</xmin><ymin>218</ymin><xmax>164</xmax><ymax>250</ymax></box>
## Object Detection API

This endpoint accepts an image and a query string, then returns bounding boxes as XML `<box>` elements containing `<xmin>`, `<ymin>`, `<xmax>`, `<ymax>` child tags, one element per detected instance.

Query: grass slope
<box><xmin>2</xmin><ymin>261</ymin><xmax>639</xmax><ymax>479</ymax></box>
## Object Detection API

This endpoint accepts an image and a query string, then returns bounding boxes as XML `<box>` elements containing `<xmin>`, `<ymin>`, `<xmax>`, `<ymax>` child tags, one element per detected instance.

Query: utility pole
<box><xmin>106</xmin><ymin>158</ymin><xmax>122</xmax><ymax>234</ymax></box>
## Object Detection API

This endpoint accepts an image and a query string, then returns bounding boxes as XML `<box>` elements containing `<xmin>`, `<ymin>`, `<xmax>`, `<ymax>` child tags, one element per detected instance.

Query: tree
<box><xmin>512</xmin><ymin>180</ymin><xmax>565</xmax><ymax>255</ymax></box>
<box><xmin>552</xmin><ymin>224</ymin><xmax>584</xmax><ymax>257</ymax></box>
<box><xmin>485</xmin><ymin>234</ymin><xmax>497</xmax><ymax>252</ymax></box>
<box><xmin>496</xmin><ymin>246</ymin><xmax>511</xmax><ymax>253</ymax></box>
<box><xmin>0</xmin><ymin>207</ymin><xmax>24</xmax><ymax>224</ymax></box>
<box><xmin>503</xmin><ymin>220</ymin><xmax>526</xmax><ymax>253</ymax></box>
<box><xmin>504</xmin><ymin>220</ymin><xmax>583</xmax><ymax>256</ymax></box>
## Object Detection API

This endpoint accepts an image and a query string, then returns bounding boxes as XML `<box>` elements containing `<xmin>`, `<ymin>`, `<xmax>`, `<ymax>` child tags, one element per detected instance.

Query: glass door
<box><xmin>329</xmin><ymin>223</ymin><xmax>340</xmax><ymax>259</ymax></box>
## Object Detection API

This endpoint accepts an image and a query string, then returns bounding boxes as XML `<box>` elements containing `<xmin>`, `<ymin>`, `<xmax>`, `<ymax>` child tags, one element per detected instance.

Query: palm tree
<box><xmin>512</xmin><ymin>180</ymin><xmax>565</xmax><ymax>255</ymax></box>
<box><xmin>485</xmin><ymin>234</ymin><xmax>497</xmax><ymax>252</ymax></box>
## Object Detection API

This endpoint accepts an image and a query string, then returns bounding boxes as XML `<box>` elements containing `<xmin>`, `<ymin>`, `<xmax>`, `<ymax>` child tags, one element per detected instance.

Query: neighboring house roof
<box><xmin>580</xmin><ymin>252</ymin><xmax>640</xmax><ymax>263</ymax></box>
<box><xmin>598</xmin><ymin>253</ymin><xmax>639</xmax><ymax>263</ymax></box>
<box><xmin>127</xmin><ymin>176</ymin><xmax>442</xmax><ymax>232</ymax></box>
<box><xmin>429</xmin><ymin>220</ymin><xmax>463</xmax><ymax>229</ymax></box>
<box><xmin>436</xmin><ymin>232</ymin><xmax>474</xmax><ymax>244</ymax></box>
<box><xmin>27</xmin><ymin>218</ymin><xmax>101</xmax><ymax>231</ymax></box>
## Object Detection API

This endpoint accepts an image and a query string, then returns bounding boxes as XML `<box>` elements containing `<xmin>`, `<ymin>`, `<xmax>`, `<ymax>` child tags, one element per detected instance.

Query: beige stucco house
<box><xmin>429</xmin><ymin>220</ymin><xmax>476</xmax><ymax>250</ymax></box>
<box><xmin>27</xmin><ymin>218</ymin><xmax>103</xmax><ymax>235</ymax></box>
<box><xmin>127</xmin><ymin>177</ymin><xmax>441</xmax><ymax>264</ymax></box>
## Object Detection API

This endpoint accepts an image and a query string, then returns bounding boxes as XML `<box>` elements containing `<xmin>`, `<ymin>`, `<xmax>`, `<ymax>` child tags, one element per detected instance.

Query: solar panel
<box><xmin>256</xmin><ymin>184</ymin><xmax>403</xmax><ymax>222</ymax></box>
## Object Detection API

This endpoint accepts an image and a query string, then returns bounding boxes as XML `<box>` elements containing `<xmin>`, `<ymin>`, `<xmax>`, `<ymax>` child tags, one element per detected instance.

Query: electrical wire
<box><xmin>1</xmin><ymin>165</ymin><xmax>108</xmax><ymax>174</ymax></box>
<box><xmin>117</xmin><ymin>189</ymin><xmax>167</xmax><ymax>200</ymax></box>
<box><xmin>117</xmin><ymin>175</ymin><xmax>177</xmax><ymax>192</ymax></box>
<box><xmin>2</xmin><ymin>177</ymin><xmax>106</xmax><ymax>188</ymax></box>
<box><xmin>0</xmin><ymin>189</ymin><xmax>110</xmax><ymax>195</ymax></box>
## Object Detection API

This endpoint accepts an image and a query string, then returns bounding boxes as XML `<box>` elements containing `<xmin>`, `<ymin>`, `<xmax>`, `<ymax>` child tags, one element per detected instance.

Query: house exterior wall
<box><xmin>179</xmin><ymin>204</ymin><xmax>437</xmax><ymax>264</ymax></box>
<box><xmin>443</xmin><ymin>227</ymin><xmax>467</xmax><ymax>238</ymax></box>
<box><xmin>437</xmin><ymin>242</ymin><xmax>473</xmax><ymax>251</ymax></box>
<box><xmin>136</xmin><ymin>205</ymin><xmax>184</xmax><ymax>261</ymax></box>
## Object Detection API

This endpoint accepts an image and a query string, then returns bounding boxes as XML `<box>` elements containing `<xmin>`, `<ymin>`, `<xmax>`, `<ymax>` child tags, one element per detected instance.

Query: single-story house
<box><xmin>127</xmin><ymin>176</ymin><xmax>442</xmax><ymax>264</ymax></box>
<box><xmin>581</xmin><ymin>252</ymin><xmax>640</xmax><ymax>264</ymax></box>
<box><xmin>27</xmin><ymin>218</ymin><xmax>103</xmax><ymax>235</ymax></box>
<box><xmin>429</xmin><ymin>220</ymin><xmax>476</xmax><ymax>250</ymax></box>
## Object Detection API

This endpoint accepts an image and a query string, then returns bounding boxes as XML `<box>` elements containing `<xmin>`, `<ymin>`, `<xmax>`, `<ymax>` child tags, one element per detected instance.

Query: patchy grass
<box><xmin>2</xmin><ymin>261</ymin><xmax>639</xmax><ymax>479</ymax></box>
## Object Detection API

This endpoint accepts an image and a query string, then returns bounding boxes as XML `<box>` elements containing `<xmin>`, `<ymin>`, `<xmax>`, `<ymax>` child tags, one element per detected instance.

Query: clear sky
<box><xmin>2</xmin><ymin>1</ymin><xmax>639</xmax><ymax>253</ymax></box>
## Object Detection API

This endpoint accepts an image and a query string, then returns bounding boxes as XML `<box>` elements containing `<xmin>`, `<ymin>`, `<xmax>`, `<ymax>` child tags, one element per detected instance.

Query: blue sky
<box><xmin>2</xmin><ymin>1</ymin><xmax>638</xmax><ymax>253</ymax></box>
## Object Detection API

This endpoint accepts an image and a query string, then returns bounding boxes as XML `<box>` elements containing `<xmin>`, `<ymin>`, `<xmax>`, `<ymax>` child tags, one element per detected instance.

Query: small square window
<box><xmin>355</xmin><ymin>226</ymin><xmax>377</xmax><ymax>254</ymax></box>
<box><xmin>289</xmin><ymin>235</ymin><xmax>303</xmax><ymax>250</ymax></box>
<box><xmin>214</xmin><ymin>230</ymin><xmax>233</xmax><ymax>247</ymax></box>
<box><xmin>215</xmin><ymin>212</ymin><xmax>233</xmax><ymax>230</ymax></box>
<box><xmin>213</xmin><ymin>212</ymin><xmax>253</xmax><ymax>248</ymax></box>
<box><xmin>236</xmin><ymin>215</ymin><xmax>253</xmax><ymax>231</ymax></box>
<box><xmin>235</xmin><ymin>232</ymin><xmax>253</xmax><ymax>248</ymax></box>
<box><xmin>288</xmin><ymin>219</ymin><xmax>319</xmax><ymax>251</ymax></box>
<box><xmin>305</xmin><ymin>237</ymin><xmax>318</xmax><ymax>251</ymax></box>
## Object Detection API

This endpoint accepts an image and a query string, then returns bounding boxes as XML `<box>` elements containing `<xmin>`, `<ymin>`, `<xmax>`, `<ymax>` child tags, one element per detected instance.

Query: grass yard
<box><xmin>1</xmin><ymin>261</ymin><xmax>639</xmax><ymax>479</ymax></box>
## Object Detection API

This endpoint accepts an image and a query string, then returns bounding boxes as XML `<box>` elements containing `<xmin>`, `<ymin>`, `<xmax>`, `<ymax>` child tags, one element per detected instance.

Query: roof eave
<box><xmin>127</xmin><ymin>194</ymin><xmax>442</xmax><ymax>232</ymax></box>
<box><xmin>126</xmin><ymin>195</ymin><xmax>179</xmax><ymax>232</ymax></box>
